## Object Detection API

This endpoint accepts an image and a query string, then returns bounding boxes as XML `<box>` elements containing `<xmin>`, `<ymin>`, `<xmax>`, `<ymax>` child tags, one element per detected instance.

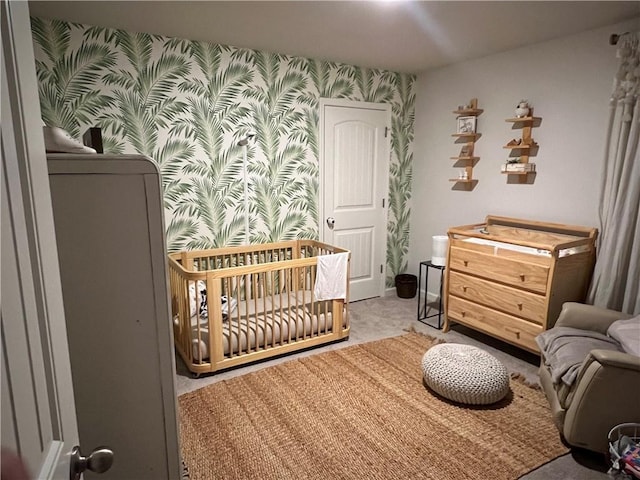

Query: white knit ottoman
<box><xmin>421</xmin><ymin>343</ymin><xmax>510</xmax><ymax>405</ymax></box>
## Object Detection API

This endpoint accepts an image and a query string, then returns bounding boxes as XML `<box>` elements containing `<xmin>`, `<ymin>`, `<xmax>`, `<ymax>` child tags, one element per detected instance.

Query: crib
<box><xmin>168</xmin><ymin>240</ymin><xmax>350</xmax><ymax>375</ymax></box>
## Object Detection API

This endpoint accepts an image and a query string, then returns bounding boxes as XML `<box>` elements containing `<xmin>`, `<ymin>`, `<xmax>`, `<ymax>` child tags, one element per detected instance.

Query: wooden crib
<box><xmin>168</xmin><ymin>240</ymin><xmax>350</xmax><ymax>375</ymax></box>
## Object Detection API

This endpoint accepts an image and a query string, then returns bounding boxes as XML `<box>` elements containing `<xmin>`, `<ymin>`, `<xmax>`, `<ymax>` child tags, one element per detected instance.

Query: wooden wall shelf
<box><xmin>448</xmin><ymin>178</ymin><xmax>474</xmax><ymax>183</ymax></box>
<box><xmin>451</xmin><ymin>98</ymin><xmax>482</xmax><ymax>190</ymax></box>
<box><xmin>505</xmin><ymin>116</ymin><xmax>541</xmax><ymax>123</ymax></box>
<box><xmin>451</xmin><ymin>133</ymin><xmax>480</xmax><ymax>139</ymax></box>
<box><xmin>502</xmin><ymin>105</ymin><xmax>541</xmax><ymax>181</ymax></box>
<box><xmin>500</xmin><ymin>171</ymin><xmax>535</xmax><ymax>176</ymax></box>
<box><xmin>453</xmin><ymin>108</ymin><xmax>484</xmax><ymax>116</ymax></box>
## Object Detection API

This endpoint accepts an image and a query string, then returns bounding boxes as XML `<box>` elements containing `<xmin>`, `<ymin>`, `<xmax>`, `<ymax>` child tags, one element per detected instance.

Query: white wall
<box><xmin>409</xmin><ymin>17</ymin><xmax>639</xmax><ymax>293</ymax></box>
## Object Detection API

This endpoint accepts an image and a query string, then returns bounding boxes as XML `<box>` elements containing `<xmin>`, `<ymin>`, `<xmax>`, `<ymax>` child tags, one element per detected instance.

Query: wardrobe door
<box><xmin>48</xmin><ymin>154</ymin><xmax>180</xmax><ymax>480</ymax></box>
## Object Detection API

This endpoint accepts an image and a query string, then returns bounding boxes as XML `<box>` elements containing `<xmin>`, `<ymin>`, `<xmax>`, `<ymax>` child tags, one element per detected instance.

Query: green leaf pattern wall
<box><xmin>31</xmin><ymin>18</ymin><xmax>415</xmax><ymax>287</ymax></box>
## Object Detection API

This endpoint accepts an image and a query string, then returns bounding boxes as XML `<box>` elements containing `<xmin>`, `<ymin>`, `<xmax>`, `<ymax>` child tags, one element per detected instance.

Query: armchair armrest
<box><xmin>589</xmin><ymin>349</ymin><xmax>640</xmax><ymax>371</ymax></box>
<box><xmin>555</xmin><ymin>302</ymin><xmax>631</xmax><ymax>334</ymax></box>
<box><xmin>564</xmin><ymin>348</ymin><xmax>640</xmax><ymax>452</ymax></box>
<box><xmin>572</xmin><ymin>349</ymin><xmax>640</xmax><ymax>394</ymax></box>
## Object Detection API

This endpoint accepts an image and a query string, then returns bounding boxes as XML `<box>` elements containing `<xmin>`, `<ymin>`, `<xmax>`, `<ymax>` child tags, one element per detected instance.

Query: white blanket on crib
<box><xmin>314</xmin><ymin>252</ymin><xmax>348</xmax><ymax>300</ymax></box>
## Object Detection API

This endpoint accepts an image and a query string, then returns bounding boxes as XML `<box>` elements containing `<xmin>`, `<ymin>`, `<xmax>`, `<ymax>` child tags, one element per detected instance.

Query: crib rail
<box><xmin>168</xmin><ymin>240</ymin><xmax>350</xmax><ymax>374</ymax></box>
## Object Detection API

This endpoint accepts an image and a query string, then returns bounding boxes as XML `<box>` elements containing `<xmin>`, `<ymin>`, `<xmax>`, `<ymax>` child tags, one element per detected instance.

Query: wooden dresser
<box><xmin>443</xmin><ymin>216</ymin><xmax>597</xmax><ymax>353</ymax></box>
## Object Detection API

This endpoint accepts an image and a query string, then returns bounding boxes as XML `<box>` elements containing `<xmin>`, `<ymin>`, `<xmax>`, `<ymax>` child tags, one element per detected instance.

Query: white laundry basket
<box><xmin>431</xmin><ymin>235</ymin><xmax>448</xmax><ymax>266</ymax></box>
<box><xmin>608</xmin><ymin>423</ymin><xmax>640</xmax><ymax>478</ymax></box>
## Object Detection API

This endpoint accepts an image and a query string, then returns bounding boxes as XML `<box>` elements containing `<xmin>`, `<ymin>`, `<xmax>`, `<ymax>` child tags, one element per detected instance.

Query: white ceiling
<box><xmin>28</xmin><ymin>1</ymin><xmax>640</xmax><ymax>73</ymax></box>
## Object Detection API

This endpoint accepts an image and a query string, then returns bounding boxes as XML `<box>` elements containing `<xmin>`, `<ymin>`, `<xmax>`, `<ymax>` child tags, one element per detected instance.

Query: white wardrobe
<box><xmin>47</xmin><ymin>154</ymin><xmax>180</xmax><ymax>480</ymax></box>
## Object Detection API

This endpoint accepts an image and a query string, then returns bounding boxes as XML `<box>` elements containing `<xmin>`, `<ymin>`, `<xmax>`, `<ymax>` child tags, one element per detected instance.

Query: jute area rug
<box><xmin>179</xmin><ymin>333</ymin><xmax>568</xmax><ymax>480</ymax></box>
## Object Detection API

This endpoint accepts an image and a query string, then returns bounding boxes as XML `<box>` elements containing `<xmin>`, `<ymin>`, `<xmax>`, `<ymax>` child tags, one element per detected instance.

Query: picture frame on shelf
<box><xmin>457</xmin><ymin>116</ymin><xmax>476</xmax><ymax>134</ymax></box>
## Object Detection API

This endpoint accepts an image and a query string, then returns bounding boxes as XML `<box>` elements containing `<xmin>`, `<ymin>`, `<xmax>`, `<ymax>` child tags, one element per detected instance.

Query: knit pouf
<box><xmin>421</xmin><ymin>343</ymin><xmax>510</xmax><ymax>405</ymax></box>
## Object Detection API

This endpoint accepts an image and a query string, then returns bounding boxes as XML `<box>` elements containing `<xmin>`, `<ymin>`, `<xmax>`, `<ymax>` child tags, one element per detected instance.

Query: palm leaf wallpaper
<box><xmin>31</xmin><ymin>17</ymin><xmax>415</xmax><ymax>286</ymax></box>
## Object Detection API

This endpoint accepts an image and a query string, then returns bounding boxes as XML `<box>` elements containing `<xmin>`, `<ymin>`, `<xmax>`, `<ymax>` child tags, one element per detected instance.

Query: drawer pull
<box><xmin>504</xmin><ymin>326</ymin><xmax>521</xmax><ymax>338</ymax></box>
<box><xmin>462</xmin><ymin>286</ymin><xmax>468</xmax><ymax>292</ymax></box>
<box><xmin>517</xmin><ymin>302</ymin><xmax>523</xmax><ymax>310</ymax></box>
<box><xmin>463</xmin><ymin>260</ymin><xmax>469</xmax><ymax>267</ymax></box>
<box><xmin>461</xmin><ymin>310</ymin><xmax>466</xmax><ymax>317</ymax></box>
<box><xmin>519</xmin><ymin>274</ymin><xmax>525</xmax><ymax>281</ymax></box>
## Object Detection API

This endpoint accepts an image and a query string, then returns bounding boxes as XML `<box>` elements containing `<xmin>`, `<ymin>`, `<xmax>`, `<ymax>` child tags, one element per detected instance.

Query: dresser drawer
<box><xmin>447</xmin><ymin>296</ymin><xmax>542</xmax><ymax>352</ymax></box>
<box><xmin>448</xmin><ymin>271</ymin><xmax>546</xmax><ymax>324</ymax></box>
<box><xmin>449</xmin><ymin>246</ymin><xmax>549</xmax><ymax>294</ymax></box>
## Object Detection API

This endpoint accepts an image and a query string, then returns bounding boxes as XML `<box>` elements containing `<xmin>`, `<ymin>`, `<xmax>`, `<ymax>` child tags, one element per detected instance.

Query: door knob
<box><xmin>326</xmin><ymin>217</ymin><xmax>335</xmax><ymax>229</ymax></box>
<box><xmin>70</xmin><ymin>445</ymin><xmax>114</xmax><ymax>480</ymax></box>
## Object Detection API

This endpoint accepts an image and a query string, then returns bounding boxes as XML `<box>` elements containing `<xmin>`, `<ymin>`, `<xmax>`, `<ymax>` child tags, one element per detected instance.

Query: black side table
<box><xmin>417</xmin><ymin>260</ymin><xmax>445</xmax><ymax>329</ymax></box>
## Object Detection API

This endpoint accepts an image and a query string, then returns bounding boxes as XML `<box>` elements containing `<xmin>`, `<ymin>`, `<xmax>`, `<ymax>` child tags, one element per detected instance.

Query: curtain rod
<box><xmin>609</xmin><ymin>32</ymin><xmax>629</xmax><ymax>45</ymax></box>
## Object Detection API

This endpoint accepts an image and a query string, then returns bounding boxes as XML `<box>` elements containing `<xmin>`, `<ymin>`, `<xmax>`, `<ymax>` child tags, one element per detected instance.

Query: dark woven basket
<box><xmin>395</xmin><ymin>274</ymin><xmax>417</xmax><ymax>299</ymax></box>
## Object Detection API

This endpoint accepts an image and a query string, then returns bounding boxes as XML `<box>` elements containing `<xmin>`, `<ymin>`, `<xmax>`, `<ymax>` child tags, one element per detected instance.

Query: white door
<box><xmin>320</xmin><ymin>100</ymin><xmax>390</xmax><ymax>301</ymax></box>
<box><xmin>1</xmin><ymin>2</ymin><xmax>85</xmax><ymax>479</ymax></box>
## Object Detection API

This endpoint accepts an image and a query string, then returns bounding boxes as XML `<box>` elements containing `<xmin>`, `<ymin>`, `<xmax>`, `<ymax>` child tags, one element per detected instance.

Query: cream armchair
<box><xmin>538</xmin><ymin>302</ymin><xmax>640</xmax><ymax>453</ymax></box>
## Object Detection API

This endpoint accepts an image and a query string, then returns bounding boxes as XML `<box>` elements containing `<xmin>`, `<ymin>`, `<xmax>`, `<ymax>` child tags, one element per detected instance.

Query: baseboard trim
<box><xmin>385</xmin><ymin>287</ymin><xmax>440</xmax><ymax>303</ymax></box>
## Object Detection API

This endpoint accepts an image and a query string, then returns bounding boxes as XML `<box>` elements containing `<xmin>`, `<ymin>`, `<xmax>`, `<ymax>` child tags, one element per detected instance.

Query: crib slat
<box><xmin>250</xmin><ymin>272</ymin><xmax>257</xmax><ymax>353</ymax></box>
<box><xmin>194</xmin><ymin>283</ymin><xmax>204</xmax><ymax>364</ymax></box>
<box><xmin>208</xmin><ymin>274</ymin><xmax>224</xmax><ymax>363</ymax></box>
<box><xmin>277</xmin><ymin>271</ymin><xmax>284</xmax><ymax>346</ymax></box>
<box><xmin>234</xmin><ymin>274</ymin><xmax>242</xmax><ymax>357</ymax></box>
<box><xmin>230</xmin><ymin>276</ymin><xmax>239</xmax><ymax>358</ymax></box>
<box><xmin>285</xmin><ymin>269</ymin><xmax>293</xmax><ymax>343</ymax></box>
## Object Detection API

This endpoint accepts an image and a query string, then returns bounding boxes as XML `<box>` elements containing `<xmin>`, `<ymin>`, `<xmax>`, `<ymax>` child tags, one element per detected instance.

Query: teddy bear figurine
<box><xmin>515</xmin><ymin>100</ymin><xmax>530</xmax><ymax>118</ymax></box>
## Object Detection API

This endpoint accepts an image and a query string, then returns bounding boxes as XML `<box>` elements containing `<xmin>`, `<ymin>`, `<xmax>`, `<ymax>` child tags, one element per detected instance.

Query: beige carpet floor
<box><xmin>179</xmin><ymin>332</ymin><xmax>569</xmax><ymax>480</ymax></box>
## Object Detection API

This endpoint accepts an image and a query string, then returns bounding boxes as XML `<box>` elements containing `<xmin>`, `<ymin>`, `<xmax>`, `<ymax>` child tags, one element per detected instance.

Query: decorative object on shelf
<box><xmin>501</xmin><ymin>163</ymin><xmax>535</xmax><ymax>173</ymax></box>
<box><xmin>515</xmin><ymin>100</ymin><xmax>530</xmax><ymax>118</ymax></box>
<box><xmin>456</xmin><ymin>116</ymin><xmax>476</xmax><ymax>134</ymax></box>
<box><xmin>450</xmin><ymin>98</ymin><xmax>482</xmax><ymax>189</ymax></box>
<box><xmin>503</xmin><ymin>103</ymin><xmax>541</xmax><ymax>182</ymax></box>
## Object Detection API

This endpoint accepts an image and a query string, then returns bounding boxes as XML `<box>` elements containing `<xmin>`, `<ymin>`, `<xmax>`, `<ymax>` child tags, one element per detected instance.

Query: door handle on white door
<box><xmin>70</xmin><ymin>445</ymin><xmax>114</xmax><ymax>480</ymax></box>
<box><xmin>326</xmin><ymin>217</ymin><xmax>335</xmax><ymax>229</ymax></box>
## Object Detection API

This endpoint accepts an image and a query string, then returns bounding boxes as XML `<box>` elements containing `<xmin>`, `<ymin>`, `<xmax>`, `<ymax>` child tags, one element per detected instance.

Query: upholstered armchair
<box><xmin>538</xmin><ymin>302</ymin><xmax>640</xmax><ymax>453</ymax></box>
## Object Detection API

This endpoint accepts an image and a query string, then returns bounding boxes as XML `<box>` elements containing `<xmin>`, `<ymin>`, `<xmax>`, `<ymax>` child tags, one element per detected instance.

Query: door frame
<box><xmin>318</xmin><ymin>98</ymin><xmax>391</xmax><ymax>300</ymax></box>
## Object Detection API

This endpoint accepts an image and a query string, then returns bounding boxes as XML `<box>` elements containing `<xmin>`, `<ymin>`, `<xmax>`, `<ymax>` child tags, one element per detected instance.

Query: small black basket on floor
<box><xmin>395</xmin><ymin>274</ymin><xmax>417</xmax><ymax>298</ymax></box>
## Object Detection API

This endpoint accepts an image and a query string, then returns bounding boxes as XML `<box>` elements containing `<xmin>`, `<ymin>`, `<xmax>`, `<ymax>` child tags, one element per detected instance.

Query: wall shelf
<box><xmin>451</xmin><ymin>98</ymin><xmax>482</xmax><ymax>190</ymax></box>
<box><xmin>502</xmin><ymin>105</ymin><xmax>541</xmax><ymax>182</ymax></box>
<box><xmin>448</xmin><ymin>178</ymin><xmax>474</xmax><ymax>183</ymax></box>
<box><xmin>502</xmin><ymin>143</ymin><xmax>536</xmax><ymax>149</ymax></box>
<box><xmin>501</xmin><ymin>171</ymin><xmax>536</xmax><ymax>176</ymax></box>
<box><xmin>505</xmin><ymin>116</ymin><xmax>541</xmax><ymax>123</ymax></box>
<box><xmin>451</xmin><ymin>133</ymin><xmax>480</xmax><ymax>139</ymax></box>
<box><xmin>453</xmin><ymin>108</ymin><xmax>484</xmax><ymax>116</ymax></box>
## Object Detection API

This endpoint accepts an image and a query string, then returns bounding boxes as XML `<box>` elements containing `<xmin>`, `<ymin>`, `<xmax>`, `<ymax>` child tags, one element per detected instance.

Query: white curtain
<box><xmin>588</xmin><ymin>32</ymin><xmax>640</xmax><ymax>314</ymax></box>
